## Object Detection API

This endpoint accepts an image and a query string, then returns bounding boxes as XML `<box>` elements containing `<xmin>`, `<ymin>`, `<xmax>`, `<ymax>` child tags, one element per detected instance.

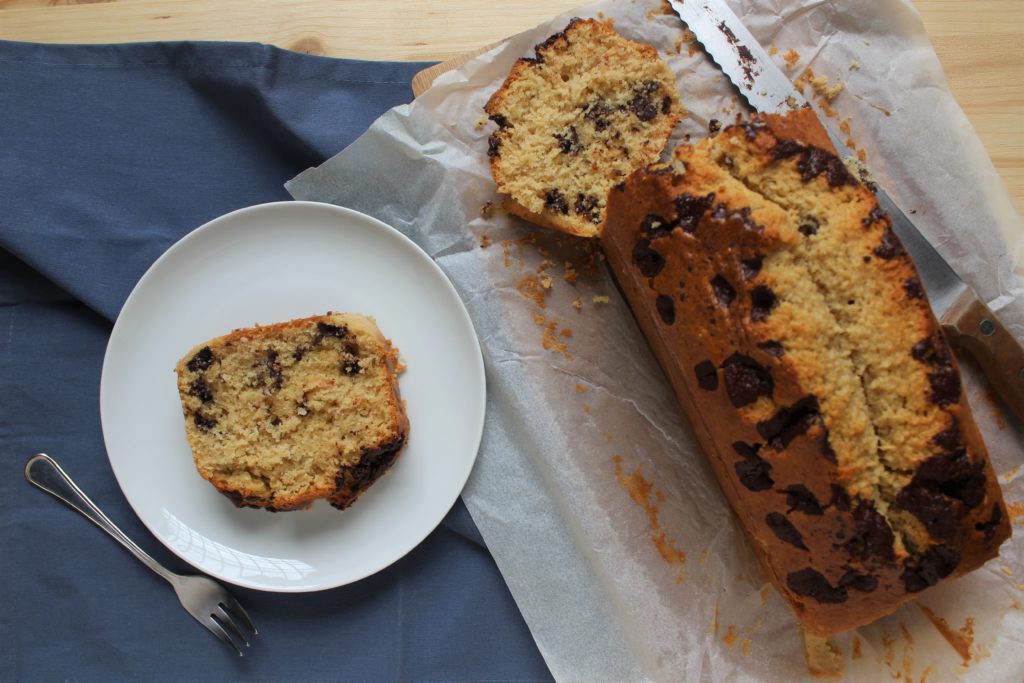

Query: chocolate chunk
<box><xmin>342</xmin><ymin>360</ymin><xmax>361</xmax><ymax>376</ymax></box>
<box><xmin>633</xmin><ymin>238</ymin><xmax>666</xmax><ymax>278</ymax></box>
<box><xmin>895</xmin><ymin>484</ymin><xmax>963</xmax><ymax>541</ymax></box>
<box><xmin>901</xmin><ymin>545</ymin><xmax>960</xmax><ymax>593</ymax></box>
<box><xmin>750</xmin><ymin>285</ymin><xmax>778</xmax><ymax>322</ymax></box>
<box><xmin>740</xmin><ymin>256</ymin><xmax>764</xmax><ymax>279</ymax></box>
<box><xmin>904</xmin><ymin>276</ymin><xmax>925</xmax><ymax>299</ymax></box>
<box><xmin>193</xmin><ymin>412</ymin><xmax>217</xmax><ymax>431</ymax></box>
<box><xmin>487</xmin><ymin>134</ymin><xmax>501</xmax><ymax>157</ymax></box>
<box><xmin>583</xmin><ymin>98</ymin><xmax>618</xmax><ymax>131</ymax></box>
<box><xmin>661</xmin><ymin>95</ymin><xmax>672</xmax><ymax>114</ymax></box>
<box><xmin>709</xmin><ymin>118</ymin><xmax>722</xmax><ymax>133</ymax></box>
<box><xmin>787</xmin><ymin>568</ymin><xmax>847</xmax><ymax>604</ymax></box>
<box><xmin>772</xmin><ymin>139</ymin><xmax>805</xmax><ymax>159</ymax></box>
<box><xmin>798</xmin><ymin>215</ymin><xmax>820</xmax><ymax>236</ymax></box>
<box><xmin>733</xmin><ymin>441</ymin><xmax>774</xmax><ymax>491</ymax></box>
<box><xmin>873</xmin><ymin>227</ymin><xmax>906</xmax><ymax>260</ymax></box>
<box><xmin>488</xmin><ymin>113</ymin><xmax>510</xmax><ymax>129</ymax></box>
<box><xmin>694</xmin><ymin>360</ymin><xmax>719</xmax><ymax>391</ymax></box>
<box><xmin>722</xmin><ymin>353</ymin><xmax>774</xmax><ymax>408</ymax></box>
<box><xmin>292</xmin><ymin>346</ymin><xmax>307</xmax><ymax>362</ymax></box>
<box><xmin>783</xmin><ymin>485</ymin><xmax>824</xmax><ymax>515</ymax></box>
<box><xmin>830</xmin><ymin>485</ymin><xmax>852</xmax><ymax>512</ymax></box>
<box><xmin>674</xmin><ymin>193</ymin><xmax>715</xmax><ymax>233</ymax></box>
<box><xmin>711</xmin><ymin>274</ymin><xmax>736</xmax><ymax>308</ymax></box>
<box><xmin>911</xmin><ymin>337</ymin><xmax>935</xmax><ymax>363</ymax></box>
<box><xmin>757</xmin><ymin>340</ymin><xmax>785</xmax><ymax>357</ymax></box>
<box><xmin>186</xmin><ymin>346</ymin><xmax>215</xmax><ymax>373</ymax></box>
<box><xmin>655</xmin><ymin>294</ymin><xmax>676</xmax><ymax>325</ymax></box>
<box><xmin>554</xmin><ymin>125</ymin><xmax>582</xmax><ymax>155</ymax></box>
<box><xmin>975</xmin><ymin>504</ymin><xmax>1004</xmax><ymax>543</ymax></box>
<box><xmin>797</xmin><ymin>146</ymin><xmax>855</xmax><ymax>187</ymax></box>
<box><xmin>766</xmin><ymin>512</ymin><xmax>808</xmax><ymax>549</ymax></box>
<box><xmin>838</xmin><ymin>569</ymin><xmax>878</xmax><ymax>593</ymax></box>
<box><xmin>188</xmin><ymin>377</ymin><xmax>214</xmax><ymax>404</ymax></box>
<box><xmin>756</xmin><ymin>396</ymin><xmax>820</xmax><ymax>451</ymax></box>
<box><xmin>863</xmin><ymin>205</ymin><xmax>888</xmax><ymax>228</ymax></box>
<box><xmin>575</xmin><ymin>193</ymin><xmax>601</xmax><ymax>223</ymax></box>
<box><xmin>928</xmin><ymin>368</ymin><xmax>961</xmax><ymax>406</ymax></box>
<box><xmin>846</xmin><ymin>501</ymin><xmax>896</xmax><ymax>562</ymax></box>
<box><xmin>709</xmin><ymin>204</ymin><xmax>762</xmax><ymax>232</ymax></box>
<box><xmin>544</xmin><ymin>189</ymin><xmax>569</xmax><ymax>214</ymax></box>
<box><xmin>270</xmin><ymin>416</ymin><xmax>281</xmax><ymax>426</ymax></box>
<box><xmin>627</xmin><ymin>86</ymin><xmax>660</xmax><ymax>121</ymax></box>
<box><xmin>263</xmin><ymin>351</ymin><xmax>284</xmax><ymax>391</ymax></box>
<box><xmin>820</xmin><ymin>429</ymin><xmax>838</xmax><ymax>463</ymax></box>
<box><xmin>913</xmin><ymin>449</ymin><xmax>986</xmax><ymax>508</ymax></box>
<box><xmin>315</xmin><ymin>322</ymin><xmax>349</xmax><ymax>345</ymax></box>
<box><xmin>639</xmin><ymin>213</ymin><xmax>673</xmax><ymax>237</ymax></box>
<box><xmin>930</xmin><ymin>419</ymin><xmax>962</xmax><ymax>451</ymax></box>
<box><xmin>332</xmin><ymin>437</ymin><xmax>407</xmax><ymax>509</ymax></box>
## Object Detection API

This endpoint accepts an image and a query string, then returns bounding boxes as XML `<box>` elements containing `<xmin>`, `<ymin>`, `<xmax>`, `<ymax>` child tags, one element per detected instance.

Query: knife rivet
<box><xmin>979</xmin><ymin>319</ymin><xmax>996</xmax><ymax>336</ymax></box>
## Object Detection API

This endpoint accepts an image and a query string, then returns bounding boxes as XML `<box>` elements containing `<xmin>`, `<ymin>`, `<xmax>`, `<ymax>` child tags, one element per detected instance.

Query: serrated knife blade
<box><xmin>668</xmin><ymin>0</ymin><xmax>1024</xmax><ymax>421</ymax></box>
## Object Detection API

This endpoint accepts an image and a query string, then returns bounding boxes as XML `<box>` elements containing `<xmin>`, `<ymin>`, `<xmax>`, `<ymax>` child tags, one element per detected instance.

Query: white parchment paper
<box><xmin>287</xmin><ymin>1</ymin><xmax>1024</xmax><ymax>680</ymax></box>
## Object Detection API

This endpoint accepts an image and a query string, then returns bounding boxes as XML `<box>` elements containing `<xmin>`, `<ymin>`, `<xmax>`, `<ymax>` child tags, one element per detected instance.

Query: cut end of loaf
<box><xmin>176</xmin><ymin>312</ymin><xmax>409</xmax><ymax>512</ymax></box>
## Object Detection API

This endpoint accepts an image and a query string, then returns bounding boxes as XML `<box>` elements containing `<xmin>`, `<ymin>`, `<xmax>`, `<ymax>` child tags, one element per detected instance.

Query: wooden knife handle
<box><xmin>942</xmin><ymin>289</ymin><xmax>1024</xmax><ymax>424</ymax></box>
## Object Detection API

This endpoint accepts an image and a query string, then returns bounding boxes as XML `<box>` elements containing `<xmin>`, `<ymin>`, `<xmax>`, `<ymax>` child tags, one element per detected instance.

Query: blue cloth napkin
<box><xmin>0</xmin><ymin>40</ymin><xmax>551</xmax><ymax>682</ymax></box>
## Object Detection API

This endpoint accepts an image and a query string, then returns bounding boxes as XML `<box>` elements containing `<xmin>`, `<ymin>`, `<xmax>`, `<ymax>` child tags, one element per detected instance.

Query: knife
<box><xmin>667</xmin><ymin>0</ymin><xmax>1024</xmax><ymax>424</ymax></box>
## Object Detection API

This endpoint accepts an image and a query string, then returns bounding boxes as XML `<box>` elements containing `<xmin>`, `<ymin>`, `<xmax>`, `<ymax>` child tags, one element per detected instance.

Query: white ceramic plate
<box><xmin>100</xmin><ymin>201</ymin><xmax>485</xmax><ymax>592</ymax></box>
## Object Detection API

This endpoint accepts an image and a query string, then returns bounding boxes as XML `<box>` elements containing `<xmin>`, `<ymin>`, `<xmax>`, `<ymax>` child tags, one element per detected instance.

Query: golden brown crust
<box><xmin>176</xmin><ymin>313</ymin><xmax>409</xmax><ymax>512</ymax></box>
<box><xmin>601</xmin><ymin>111</ymin><xmax>1009</xmax><ymax>635</ymax></box>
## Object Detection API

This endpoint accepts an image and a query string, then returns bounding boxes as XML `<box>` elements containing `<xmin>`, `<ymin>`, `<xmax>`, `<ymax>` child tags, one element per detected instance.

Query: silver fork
<box><xmin>24</xmin><ymin>453</ymin><xmax>258</xmax><ymax>656</ymax></box>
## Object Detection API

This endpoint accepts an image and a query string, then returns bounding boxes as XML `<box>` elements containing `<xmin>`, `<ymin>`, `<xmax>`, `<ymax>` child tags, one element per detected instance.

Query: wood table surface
<box><xmin>2</xmin><ymin>0</ymin><xmax>1021</xmax><ymax>214</ymax></box>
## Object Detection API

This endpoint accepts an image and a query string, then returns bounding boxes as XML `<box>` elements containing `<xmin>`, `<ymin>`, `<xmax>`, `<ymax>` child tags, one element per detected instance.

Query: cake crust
<box><xmin>176</xmin><ymin>313</ymin><xmax>409</xmax><ymax>512</ymax></box>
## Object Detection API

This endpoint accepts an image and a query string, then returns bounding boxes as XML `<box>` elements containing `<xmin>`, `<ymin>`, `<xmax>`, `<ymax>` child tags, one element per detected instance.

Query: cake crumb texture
<box><xmin>176</xmin><ymin>313</ymin><xmax>408</xmax><ymax>511</ymax></box>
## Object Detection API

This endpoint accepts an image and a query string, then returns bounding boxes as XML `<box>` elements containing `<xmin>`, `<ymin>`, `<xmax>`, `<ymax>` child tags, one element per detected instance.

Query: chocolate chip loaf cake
<box><xmin>601</xmin><ymin>109</ymin><xmax>1010</xmax><ymax>636</ymax></box>
<box><xmin>485</xmin><ymin>18</ymin><xmax>683</xmax><ymax>237</ymax></box>
<box><xmin>176</xmin><ymin>313</ymin><xmax>408</xmax><ymax>512</ymax></box>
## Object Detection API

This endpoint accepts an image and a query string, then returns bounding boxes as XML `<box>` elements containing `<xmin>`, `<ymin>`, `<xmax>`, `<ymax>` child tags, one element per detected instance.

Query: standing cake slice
<box><xmin>485</xmin><ymin>18</ymin><xmax>683</xmax><ymax>237</ymax></box>
<box><xmin>176</xmin><ymin>313</ymin><xmax>408</xmax><ymax>512</ymax></box>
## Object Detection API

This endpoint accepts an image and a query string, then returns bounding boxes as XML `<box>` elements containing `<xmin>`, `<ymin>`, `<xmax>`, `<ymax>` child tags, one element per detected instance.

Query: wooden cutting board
<box><xmin>411</xmin><ymin>41</ymin><xmax>500</xmax><ymax>97</ymax></box>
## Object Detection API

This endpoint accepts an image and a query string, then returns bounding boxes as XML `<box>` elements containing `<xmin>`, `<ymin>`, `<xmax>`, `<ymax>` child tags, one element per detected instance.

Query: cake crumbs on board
<box><xmin>612</xmin><ymin>454</ymin><xmax>686</xmax><ymax>583</ymax></box>
<box><xmin>783</xmin><ymin>48</ymin><xmax>800</xmax><ymax>69</ymax></box>
<box><xmin>592</xmin><ymin>295</ymin><xmax>611</xmax><ymax>304</ymax></box>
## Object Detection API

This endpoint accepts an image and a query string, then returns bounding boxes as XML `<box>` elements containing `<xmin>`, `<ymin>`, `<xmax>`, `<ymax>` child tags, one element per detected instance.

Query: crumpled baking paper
<box><xmin>286</xmin><ymin>0</ymin><xmax>1024</xmax><ymax>680</ymax></box>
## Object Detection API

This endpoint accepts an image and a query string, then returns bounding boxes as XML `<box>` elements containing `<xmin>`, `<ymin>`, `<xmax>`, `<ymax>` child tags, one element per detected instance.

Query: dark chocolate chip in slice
<box><xmin>544</xmin><ymin>189</ymin><xmax>569</xmax><ymax>215</ymax></box>
<box><xmin>711</xmin><ymin>274</ymin><xmax>736</xmax><ymax>308</ymax></box>
<box><xmin>674</xmin><ymin>193</ymin><xmax>715</xmax><ymax>234</ymax></box>
<box><xmin>975</xmin><ymin>504</ymin><xmax>1004</xmax><ymax>543</ymax></box>
<box><xmin>846</xmin><ymin>501</ymin><xmax>896</xmax><ymax>562</ymax></box>
<box><xmin>787</xmin><ymin>568</ymin><xmax>847</xmax><ymax>604</ymax></box>
<box><xmin>756</xmin><ymin>396</ymin><xmax>820</xmax><ymax>451</ymax></box>
<box><xmin>186</xmin><ymin>346</ymin><xmax>215</xmax><ymax>373</ymax></box>
<box><xmin>722</xmin><ymin>353</ymin><xmax>773</xmax><ymax>408</ymax></box>
<box><xmin>930</xmin><ymin>418</ymin><xmax>962</xmax><ymax>452</ymax></box>
<box><xmin>873</xmin><ymin>227</ymin><xmax>906</xmax><ymax>260</ymax></box>
<box><xmin>750</xmin><ymin>285</ymin><xmax>778</xmax><ymax>322</ymax></box>
<box><xmin>901</xmin><ymin>545</ymin><xmax>960</xmax><ymax>593</ymax></box>
<box><xmin>766</xmin><ymin>512</ymin><xmax>808</xmax><ymax>549</ymax></box>
<box><xmin>315</xmin><ymin>321</ymin><xmax>349</xmax><ymax>345</ymax></box>
<box><xmin>740</xmin><ymin>256</ymin><xmax>764</xmax><ymax>279</ymax></box>
<box><xmin>193</xmin><ymin>412</ymin><xmax>217</xmax><ymax>431</ymax></box>
<box><xmin>189</xmin><ymin>377</ymin><xmax>214</xmax><ymax>404</ymax></box>
<box><xmin>895</xmin><ymin>484</ymin><xmax>964</xmax><ymax>541</ymax></box>
<box><xmin>655</xmin><ymin>294</ymin><xmax>676</xmax><ymax>325</ymax></box>
<box><xmin>633</xmin><ymin>239</ymin><xmax>666</xmax><ymax>278</ymax></box>
<box><xmin>757</xmin><ymin>340</ymin><xmax>785</xmax><ymax>358</ymax></box>
<box><xmin>554</xmin><ymin>125</ymin><xmax>582</xmax><ymax>155</ymax></box>
<box><xmin>904</xmin><ymin>276</ymin><xmax>925</xmax><ymax>299</ymax></box>
<box><xmin>838</xmin><ymin>569</ymin><xmax>878</xmax><ymax>593</ymax></box>
<box><xmin>694</xmin><ymin>360</ymin><xmax>719</xmax><ymax>391</ymax></box>
<box><xmin>783</xmin><ymin>485</ymin><xmax>824</xmax><ymax>515</ymax></box>
<box><xmin>830</xmin><ymin>484</ymin><xmax>852</xmax><ymax>512</ymax></box>
<box><xmin>928</xmin><ymin>367</ymin><xmax>961</xmax><ymax>407</ymax></box>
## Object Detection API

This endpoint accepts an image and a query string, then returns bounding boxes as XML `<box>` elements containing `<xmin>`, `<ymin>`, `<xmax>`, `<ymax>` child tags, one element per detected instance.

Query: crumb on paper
<box><xmin>1010</xmin><ymin>500</ymin><xmax>1024</xmax><ymax>523</ymax></box>
<box><xmin>674</xmin><ymin>33</ymin><xmax>686</xmax><ymax>54</ymax></box>
<box><xmin>783</xmin><ymin>48</ymin><xmax>800</xmax><ymax>69</ymax></box>
<box><xmin>723</xmin><ymin>625</ymin><xmax>738</xmax><ymax>650</ymax></box>
<box><xmin>849</xmin><ymin>59</ymin><xmax>861</xmax><ymax>70</ymax></box>
<box><xmin>839</xmin><ymin>119</ymin><xmax>852</xmax><ymax>135</ymax></box>
<box><xmin>592</xmin><ymin>295</ymin><xmax>610</xmax><ymax>304</ymax></box>
<box><xmin>481</xmin><ymin>201</ymin><xmax>496</xmax><ymax>218</ymax></box>
<box><xmin>811</xmin><ymin>75</ymin><xmax>844</xmax><ymax>102</ymax></box>
<box><xmin>759</xmin><ymin>584</ymin><xmax>771</xmax><ymax>606</ymax></box>
<box><xmin>517</xmin><ymin>275</ymin><xmax>548</xmax><ymax>309</ymax></box>
<box><xmin>583</xmin><ymin>403</ymin><xmax>592</xmax><ymax>413</ymax></box>
<box><xmin>479</xmin><ymin>234</ymin><xmax>491</xmax><ymax>248</ymax></box>
<box><xmin>899</xmin><ymin>622</ymin><xmax>914</xmax><ymax>683</ymax></box>
<box><xmin>563</xmin><ymin>260</ymin><xmax>578</xmax><ymax>284</ymax></box>
<box><xmin>539</xmin><ymin>272</ymin><xmax>553</xmax><ymax>290</ymax></box>
<box><xmin>474</xmin><ymin>114</ymin><xmax>487</xmax><ymax>130</ymax></box>
<box><xmin>699</xmin><ymin>548</ymin><xmax>710</xmax><ymax>565</ymax></box>
<box><xmin>845</xmin><ymin>137</ymin><xmax>857</xmax><ymax>150</ymax></box>
<box><xmin>980</xmin><ymin>388</ymin><xmax>1007</xmax><ymax>429</ymax></box>
<box><xmin>572</xmin><ymin>296</ymin><xmax>583</xmax><ymax>310</ymax></box>
<box><xmin>560</xmin><ymin>327</ymin><xmax>573</xmax><ymax>338</ymax></box>
<box><xmin>613</xmin><ymin>455</ymin><xmax>686</xmax><ymax>583</ymax></box>
<box><xmin>857</xmin><ymin>149</ymin><xmax>867</xmax><ymax>162</ymax></box>
<box><xmin>802</xmin><ymin>630</ymin><xmax>844</xmax><ymax>680</ymax></box>
<box><xmin>852</xmin><ymin>635</ymin><xmax>862</xmax><ymax>659</ymax></box>
<box><xmin>768</xmin><ymin>45</ymin><xmax>778</xmax><ymax>56</ymax></box>
<box><xmin>574</xmin><ymin>383</ymin><xmax>588</xmax><ymax>394</ymax></box>
<box><xmin>741</xmin><ymin>638</ymin><xmax>752</xmax><ymax>655</ymax></box>
<box><xmin>1003</xmin><ymin>565</ymin><xmax>1014</xmax><ymax>576</ymax></box>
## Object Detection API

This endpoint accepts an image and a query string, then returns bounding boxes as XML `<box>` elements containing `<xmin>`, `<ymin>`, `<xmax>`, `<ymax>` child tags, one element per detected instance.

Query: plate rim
<box><xmin>99</xmin><ymin>200</ymin><xmax>487</xmax><ymax>592</ymax></box>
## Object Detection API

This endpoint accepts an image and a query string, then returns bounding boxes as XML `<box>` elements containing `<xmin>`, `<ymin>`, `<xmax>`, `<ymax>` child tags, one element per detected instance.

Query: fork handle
<box><xmin>25</xmin><ymin>454</ymin><xmax>178</xmax><ymax>585</ymax></box>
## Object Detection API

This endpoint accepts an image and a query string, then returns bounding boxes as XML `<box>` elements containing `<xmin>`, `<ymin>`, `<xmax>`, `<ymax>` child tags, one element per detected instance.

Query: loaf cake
<box><xmin>176</xmin><ymin>313</ymin><xmax>409</xmax><ymax>512</ymax></box>
<box><xmin>601</xmin><ymin>109</ymin><xmax>1010</xmax><ymax>636</ymax></box>
<box><xmin>485</xmin><ymin>18</ymin><xmax>683</xmax><ymax>237</ymax></box>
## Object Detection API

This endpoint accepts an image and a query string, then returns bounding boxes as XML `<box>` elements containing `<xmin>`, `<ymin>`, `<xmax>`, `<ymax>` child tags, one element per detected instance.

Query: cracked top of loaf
<box><xmin>601</xmin><ymin>108</ymin><xmax>1010</xmax><ymax>635</ymax></box>
<box><xmin>485</xmin><ymin>18</ymin><xmax>683</xmax><ymax>237</ymax></box>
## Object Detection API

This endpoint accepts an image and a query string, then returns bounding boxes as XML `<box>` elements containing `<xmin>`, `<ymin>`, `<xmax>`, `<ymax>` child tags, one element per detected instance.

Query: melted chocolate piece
<box><xmin>487</xmin><ymin>134</ymin><xmax>501</xmax><ymax>158</ymax></box>
<box><xmin>863</xmin><ymin>205</ymin><xmax>888</xmax><ymax>228</ymax></box>
<box><xmin>904</xmin><ymin>276</ymin><xmax>925</xmax><ymax>299</ymax></box>
<box><xmin>627</xmin><ymin>81</ymin><xmax>662</xmax><ymax>121</ymax></box>
<box><xmin>655</xmin><ymin>294</ymin><xmax>676</xmax><ymax>325</ymax></box>
<box><xmin>913</xmin><ymin>449</ymin><xmax>986</xmax><ymax>508</ymax></box>
<box><xmin>674</xmin><ymin>193</ymin><xmax>715</xmax><ymax>234</ymax></box>
<box><xmin>193</xmin><ymin>412</ymin><xmax>217</xmax><ymax>431</ymax></box>
<box><xmin>820</xmin><ymin>431</ymin><xmax>838</xmax><ymax>464</ymax></box>
<box><xmin>750</xmin><ymin>285</ymin><xmax>778</xmax><ymax>322</ymax></box>
<box><xmin>846</xmin><ymin>501</ymin><xmax>896</xmax><ymax>562</ymax></box>
<box><xmin>342</xmin><ymin>360</ymin><xmax>361</xmax><ymax>376</ymax></box>
<box><xmin>330</xmin><ymin>436</ymin><xmax>407</xmax><ymax>510</ymax></box>
<box><xmin>757</xmin><ymin>340</ymin><xmax>785</xmax><ymax>357</ymax></box>
<box><xmin>722</xmin><ymin>353</ymin><xmax>774</xmax><ymax>408</ymax></box>
<box><xmin>766</xmin><ymin>512</ymin><xmax>808</xmax><ymax>549</ymax></box>
<box><xmin>756</xmin><ymin>396</ymin><xmax>820</xmax><ymax>451</ymax></box>
<box><xmin>583</xmin><ymin>98</ymin><xmax>618</xmax><ymax>131</ymax></box>
<box><xmin>930</xmin><ymin>419</ymin><xmax>962</xmax><ymax>451</ymax></box>
<box><xmin>488</xmin><ymin>113</ymin><xmax>510</xmax><ymax>129</ymax></box>
<box><xmin>783</xmin><ymin>485</ymin><xmax>824</xmax><ymax>515</ymax></box>
<box><xmin>189</xmin><ymin>377</ymin><xmax>214</xmax><ymax>404</ymax></box>
<box><xmin>838</xmin><ymin>569</ymin><xmax>879</xmax><ymax>593</ymax></box>
<box><xmin>733</xmin><ymin>441</ymin><xmax>774</xmax><ymax>491</ymax></box>
<box><xmin>797</xmin><ymin>146</ymin><xmax>855</xmax><ymax>187</ymax></box>
<box><xmin>711</xmin><ymin>274</ymin><xmax>736</xmax><ymax>307</ymax></box>
<box><xmin>928</xmin><ymin>368</ymin><xmax>961</xmax><ymax>407</ymax></box>
<box><xmin>798</xmin><ymin>215</ymin><xmax>820</xmax><ymax>237</ymax></box>
<box><xmin>901</xmin><ymin>545</ymin><xmax>960</xmax><ymax>593</ymax></box>
<box><xmin>873</xmin><ymin>227</ymin><xmax>906</xmax><ymax>260</ymax></box>
<box><xmin>830</xmin><ymin>484</ymin><xmax>852</xmax><ymax>512</ymax></box>
<box><xmin>186</xmin><ymin>346</ymin><xmax>215</xmax><ymax>373</ymax></box>
<box><xmin>263</xmin><ymin>351</ymin><xmax>284</xmax><ymax>391</ymax></box>
<box><xmin>740</xmin><ymin>256</ymin><xmax>764</xmax><ymax>279</ymax></box>
<box><xmin>694</xmin><ymin>360</ymin><xmax>719</xmax><ymax>391</ymax></box>
<box><xmin>787</xmin><ymin>568</ymin><xmax>847</xmax><ymax>604</ymax></box>
<box><xmin>709</xmin><ymin>119</ymin><xmax>722</xmax><ymax>133</ymax></box>
<box><xmin>895</xmin><ymin>485</ymin><xmax>962</xmax><ymax>541</ymax></box>
<box><xmin>574</xmin><ymin>193</ymin><xmax>601</xmax><ymax>223</ymax></box>
<box><xmin>554</xmin><ymin>125</ymin><xmax>582</xmax><ymax>155</ymax></box>
<box><xmin>292</xmin><ymin>347</ymin><xmax>307</xmax><ymax>362</ymax></box>
<box><xmin>772</xmin><ymin>139</ymin><xmax>805</xmax><ymax>159</ymax></box>
<box><xmin>633</xmin><ymin>239</ymin><xmax>666</xmax><ymax>278</ymax></box>
<box><xmin>976</xmin><ymin>504</ymin><xmax>1004</xmax><ymax>543</ymax></box>
<box><xmin>544</xmin><ymin>189</ymin><xmax>569</xmax><ymax>214</ymax></box>
<box><xmin>661</xmin><ymin>95</ymin><xmax>672</xmax><ymax>114</ymax></box>
<box><xmin>315</xmin><ymin>322</ymin><xmax>349</xmax><ymax>345</ymax></box>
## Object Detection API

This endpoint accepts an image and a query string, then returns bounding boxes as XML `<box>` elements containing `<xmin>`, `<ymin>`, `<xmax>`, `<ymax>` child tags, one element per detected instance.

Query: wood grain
<box><xmin>0</xmin><ymin>0</ymin><xmax>1020</xmax><ymax>212</ymax></box>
